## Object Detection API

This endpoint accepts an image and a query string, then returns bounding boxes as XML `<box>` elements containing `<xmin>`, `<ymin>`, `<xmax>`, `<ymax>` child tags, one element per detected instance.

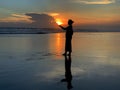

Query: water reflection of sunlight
<box><xmin>56</xmin><ymin>34</ymin><xmax>60</xmax><ymax>48</ymax></box>
<box><xmin>49</xmin><ymin>33</ymin><xmax>64</xmax><ymax>59</ymax></box>
<box><xmin>54</xmin><ymin>33</ymin><xmax>64</xmax><ymax>53</ymax></box>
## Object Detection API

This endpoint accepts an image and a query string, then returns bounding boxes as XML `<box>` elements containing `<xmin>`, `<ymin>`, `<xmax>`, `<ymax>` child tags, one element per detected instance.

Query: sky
<box><xmin>0</xmin><ymin>0</ymin><xmax>120</xmax><ymax>30</ymax></box>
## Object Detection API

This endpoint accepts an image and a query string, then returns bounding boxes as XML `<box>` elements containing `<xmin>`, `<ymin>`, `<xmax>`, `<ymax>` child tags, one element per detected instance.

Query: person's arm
<box><xmin>59</xmin><ymin>25</ymin><xmax>66</xmax><ymax>30</ymax></box>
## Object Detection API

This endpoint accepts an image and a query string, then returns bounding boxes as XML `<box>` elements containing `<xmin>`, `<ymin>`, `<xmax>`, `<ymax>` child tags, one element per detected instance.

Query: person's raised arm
<box><xmin>59</xmin><ymin>25</ymin><xmax>66</xmax><ymax>30</ymax></box>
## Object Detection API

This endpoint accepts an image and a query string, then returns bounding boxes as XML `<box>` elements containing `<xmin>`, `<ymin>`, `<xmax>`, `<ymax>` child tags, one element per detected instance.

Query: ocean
<box><xmin>0</xmin><ymin>32</ymin><xmax>120</xmax><ymax>90</ymax></box>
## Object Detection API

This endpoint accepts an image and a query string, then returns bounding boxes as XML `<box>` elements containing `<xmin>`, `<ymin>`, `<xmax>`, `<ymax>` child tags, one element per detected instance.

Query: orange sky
<box><xmin>0</xmin><ymin>0</ymin><xmax>120</xmax><ymax>30</ymax></box>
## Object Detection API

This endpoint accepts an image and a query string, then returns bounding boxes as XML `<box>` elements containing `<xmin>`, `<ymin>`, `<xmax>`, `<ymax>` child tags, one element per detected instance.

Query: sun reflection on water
<box><xmin>48</xmin><ymin>33</ymin><xmax>65</xmax><ymax>59</ymax></box>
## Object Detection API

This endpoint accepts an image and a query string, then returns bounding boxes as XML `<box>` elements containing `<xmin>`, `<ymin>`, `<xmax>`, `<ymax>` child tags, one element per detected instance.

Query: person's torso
<box><xmin>66</xmin><ymin>25</ymin><xmax>73</xmax><ymax>38</ymax></box>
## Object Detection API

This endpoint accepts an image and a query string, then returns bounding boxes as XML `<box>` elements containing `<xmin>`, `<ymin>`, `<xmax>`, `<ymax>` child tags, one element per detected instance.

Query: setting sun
<box><xmin>56</xmin><ymin>19</ymin><xmax>63</xmax><ymax>25</ymax></box>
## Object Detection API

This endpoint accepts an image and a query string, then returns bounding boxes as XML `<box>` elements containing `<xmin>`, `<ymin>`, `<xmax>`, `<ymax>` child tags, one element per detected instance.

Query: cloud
<box><xmin>0</xmin><ymin>13</ymin><xmax>57</xmax><ymax>28</ymax></box>
<box><xmin>0</xmin><ymin>14</ymin><xmax>32</xmax><ymax>23</ymax></box>
<box><xmin>40</xmin><ymin>12</ymin><xmax>60</xmax><ymax>17</ymax></box>
<box><xmin>26</xmin><ymin>13</ymin><xmax>57</xmax><ymax>28</ymax></box>
<box><xmin>72</xmin><ymin>0</ymin><xmax>115</xmax><ymax>4</ymax></box>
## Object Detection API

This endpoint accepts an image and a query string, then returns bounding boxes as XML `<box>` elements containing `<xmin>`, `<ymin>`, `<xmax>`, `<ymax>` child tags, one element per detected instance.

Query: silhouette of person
<box><xmin>61</xmin><ymin>55</ymin><xmax>73</xmax><ymax>90</ymax></box>
<box><xmin>59</xmin><ymin>19</ymin><xmax>74</xmax><ymax>56</ymax></box>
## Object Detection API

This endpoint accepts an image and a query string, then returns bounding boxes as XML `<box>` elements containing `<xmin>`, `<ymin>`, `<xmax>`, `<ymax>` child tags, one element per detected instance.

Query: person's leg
<box><xmin>68</xmin><ymin>51</ymin><xmax>71</xmax><ymax>56</ymax></box>
<box><xmin>68</xmin><ymin>37</ymin><xmax>72</xmax><ymax>56</ymax></box>
<box><xmin>63</xmin><ymin>38</ymin><xmax>67</xmax><ymax>55</ymax></box>
<box><xmin>63</xmin><ymin>52</ymin><xmax>67</xmax><ymax>56</ymax></box>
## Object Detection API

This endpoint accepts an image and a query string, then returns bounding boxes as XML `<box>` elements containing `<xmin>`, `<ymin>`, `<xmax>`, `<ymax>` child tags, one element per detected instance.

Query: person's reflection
<box><xmin>61</xmin><ymin>55</ymin><xmax>73</xmax><ymax>90</ymax></box>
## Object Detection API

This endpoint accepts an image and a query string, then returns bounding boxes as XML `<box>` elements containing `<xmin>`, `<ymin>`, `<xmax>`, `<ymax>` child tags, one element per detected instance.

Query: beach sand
<box><xmin>0</xmin><ymin>32</ymin><xmax>120</xmax><ymax>90</ymax></box>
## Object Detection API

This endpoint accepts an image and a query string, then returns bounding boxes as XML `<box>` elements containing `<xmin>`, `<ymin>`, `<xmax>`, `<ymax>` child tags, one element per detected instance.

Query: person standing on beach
<box><xmin>59</xmin><ymin>19</ymin><xmax>74</xmax><ymax>56</ymax></box>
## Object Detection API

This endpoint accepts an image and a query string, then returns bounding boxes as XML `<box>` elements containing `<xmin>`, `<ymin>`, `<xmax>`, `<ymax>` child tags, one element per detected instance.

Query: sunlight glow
<box><xmin>56</xmin><ymin>19</ymin><xmax>63</xmax><ymax>25</ymax></box>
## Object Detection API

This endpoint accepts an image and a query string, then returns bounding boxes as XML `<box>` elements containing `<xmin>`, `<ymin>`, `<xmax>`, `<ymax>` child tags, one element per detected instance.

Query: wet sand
<box><xmin>0</xmin><ymin>32</ymin><xmax>120</xmax><ymax>90</ymax></box>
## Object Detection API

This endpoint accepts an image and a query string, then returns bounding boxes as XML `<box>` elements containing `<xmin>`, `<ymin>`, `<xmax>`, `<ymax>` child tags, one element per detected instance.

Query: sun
<box><xmin>56</xmin><ymin>21</ymin><xmax>63</xmax><ymax>25</ymax></box>
<box><xmin>56</xmin><ymin>18</ymin><xmax>63</xmax><ymax>25</ymax></box>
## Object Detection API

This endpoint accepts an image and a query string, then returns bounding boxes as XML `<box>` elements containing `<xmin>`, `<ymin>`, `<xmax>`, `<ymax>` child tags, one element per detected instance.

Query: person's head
<box><xmin>68</xmin><ymin>19</ymin><xmax>74</xmax><ymax>25</ymax></box>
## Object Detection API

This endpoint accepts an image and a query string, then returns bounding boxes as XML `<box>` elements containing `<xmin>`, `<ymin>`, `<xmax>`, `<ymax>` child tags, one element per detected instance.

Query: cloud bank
<box><xmin>72</xmin><ymin>0</ymin><xmax>115</xmax><ymax>4</ymax></box>
<box><xmin>26</xmin><ymin>13</ymin><xmax>57</xmax><ymax>28</ymax></box>
<box><xmin>0</xmin><ymin>13</ymin><xmax>57</xmax><ymax>28</ymax></box>
<box><xmin>0</xmin><ymin>14</ymin><xmax>32</xmax><ymax>23</ymax></box>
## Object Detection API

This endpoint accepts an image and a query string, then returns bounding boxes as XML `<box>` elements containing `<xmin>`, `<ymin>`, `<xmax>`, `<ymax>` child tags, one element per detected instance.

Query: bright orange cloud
<box><xmin>73</xmin><ymin>0</ymin><xmax>115</xmax><ymax>4</ymax></box>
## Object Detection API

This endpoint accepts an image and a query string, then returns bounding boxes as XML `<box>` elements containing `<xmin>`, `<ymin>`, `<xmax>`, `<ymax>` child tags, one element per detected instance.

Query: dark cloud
<box><xmin>0</xmin><ymin>13</ymin><xmax>57</xmax><ymax>28</ymax></box>
<box><xmin>26</xmin><ymin>13</ymin><xmax>57</xmax><ymax>28</ymax></box>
